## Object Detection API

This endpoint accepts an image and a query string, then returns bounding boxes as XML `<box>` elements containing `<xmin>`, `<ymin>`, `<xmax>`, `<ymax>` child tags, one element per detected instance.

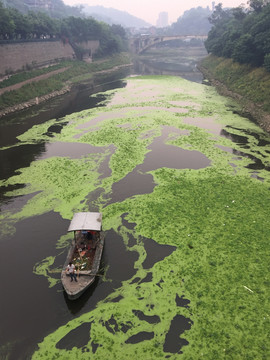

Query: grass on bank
<box><xmin>200</xmin><ymin>55</ymin><xmax>270</xmax><ymax>112</ymax></box>
<box><xmin>0</xmin><ymin>63</ymin><xmax>65</xmax><ymax>89</ymax></box>
<box><xmin>0</xmin><ymin>53</ymin><xmax>131</xmax><ymax>111</ymax></box>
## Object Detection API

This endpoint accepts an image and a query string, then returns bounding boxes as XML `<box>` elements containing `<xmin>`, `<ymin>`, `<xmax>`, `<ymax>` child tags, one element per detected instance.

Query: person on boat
<box><xmin>66</xmin><ymin>262</ymin><xmax>77</xmax><ymax>282</ymax></box>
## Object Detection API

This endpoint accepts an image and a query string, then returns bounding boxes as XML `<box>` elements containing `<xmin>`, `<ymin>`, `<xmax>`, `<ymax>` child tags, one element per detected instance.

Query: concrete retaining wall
<box><xmin>0</xmin><ymin>40</ymin><xmax>100</xmax><ymax>76</ymax></box>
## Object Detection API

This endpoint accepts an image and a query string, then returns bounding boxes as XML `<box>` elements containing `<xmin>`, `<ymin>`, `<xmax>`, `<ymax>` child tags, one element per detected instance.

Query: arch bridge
<box><xmin>130</xmin><ymin>35</ymin><xmax>208</xmax><ymax>54</ymax></box>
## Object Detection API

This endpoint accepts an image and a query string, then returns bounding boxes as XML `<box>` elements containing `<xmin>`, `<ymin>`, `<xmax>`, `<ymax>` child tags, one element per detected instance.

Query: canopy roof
<box><xmin>68</xmin><ymin>212</ymin><xmax>102</xmax><ymax>232</ymax></box>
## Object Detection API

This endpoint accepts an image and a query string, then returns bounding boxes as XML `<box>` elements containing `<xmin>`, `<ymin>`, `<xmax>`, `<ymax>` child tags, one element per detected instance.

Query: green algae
<box><xmin>1</xmin><ymin>153</ymin><xmax>109</xmax><ymax>222</ymax></box>
<box><xmin>99</xmin><ymin>169</ymin><xmax>270</xmax><ymax>359</ymax></box>
<box><xmin>1</xmin><ymin>76</ymin><xmax>270</xmax><ymax>359</ymax></box>
<box><xmin>33</xmin><ymin>256</ymin><xmax>60</xmax><ymax>288</ymax></box>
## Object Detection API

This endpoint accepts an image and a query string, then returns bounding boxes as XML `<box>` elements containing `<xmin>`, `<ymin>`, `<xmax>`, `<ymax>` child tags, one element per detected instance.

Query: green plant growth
<box><xmin>264</xmin><ymin>53</ymin><xmax>270</xmax><ymax>72</ymax></box>
<box><xmin>1</xmin><ymin>76</ymin><xmax>269</xmax><ymax>359</ymax></box>
<box><xmin>0</xmin><ymin>53</ymin><xmax>131</xmax><ymax>110</ymax></box>
<box><xmin>200</xmin><ymin>54</ymin><xmax>270</xmax><ymax>112</ymax></box>
<box><xmin>205</xmin><ymin>2</ymin><xmax>270</xmax><ymax>68</ymax></box>
<box><xmin>0</xmin><ymin>63</ymin><xmax>65</xmax><ymax>88</ymax></box>
<box><xmin>0</xmin><ymin>1</ymin><xmax>128</xmax><ymax>56</ymax></box>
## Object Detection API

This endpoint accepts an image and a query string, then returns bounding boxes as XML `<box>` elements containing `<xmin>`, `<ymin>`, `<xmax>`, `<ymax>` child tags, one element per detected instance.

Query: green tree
<box><xmin>64</xmin><ymin>16</ymin><xmax>87</xmax><ymax>40</ymax></box>
<box><xmin>249</xmin><ymin>4</ymin><xmax>270</xmax><ymax>54</ymax></box>
<box><xmin>232</xmin><ymin>33</ymin><xmax>264</xmax><ymax>66</ymax></box>
<box><xmin>206</xmin><ymin>2</ymin><xmax>270</xmax><ymax>67</ymax></box>
<box><xmin>208</xmin><ymin>3</ymin><xmax>231</xmax><ymax>25</ymax></box>
<box><xmin>221</xmin><ymin>25</ymin><xmax>243</xmax><ymax>58</ymax></box>
<box><xmin>248</xmin><ymin>0</ymin><xmax>268</xmax><ymax>12</ymax></box>
<box><xmin>8</xmin><ymin>7</ymin><xmax>31</xmax><ymax>39</ymax></box>
<box><xmin>0</xmin><ymin>1</ymin><xmax>15</xmax><ymax>39</ymax></box>
<box><xmin>111</xmin><ymin>24</ymin><xmax>126</xmax><ymax>38</ymax></box>
<box><xmin>27</xmin><ymin>11</ymin><xmax>57</xmax><ymax>38</ymax></box>
<box><xmin>84</xmin><ymin>17</ymin><xmax>102</xmax><ymax>39</ymax></box>
<box><xmin>205</xmin><ymin>4</ymin><xmax>236</xmax><ymax>56</ymax></box>
<box><xmin>231</xmin><ymin>6</ymin><xmax>247</xmax><ymax>20</ymax></box>
<box><xmin>0</xmin><ymin>0</ymin><xmax>126</xmax><ymax>56</ymax></box>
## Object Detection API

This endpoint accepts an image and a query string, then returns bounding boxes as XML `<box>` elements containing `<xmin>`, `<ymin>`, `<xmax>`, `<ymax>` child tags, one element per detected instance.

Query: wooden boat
<box><xmin>61</xmin><ymin>212</ymin><xmax>104</xmax><ymax>300</ymax></box>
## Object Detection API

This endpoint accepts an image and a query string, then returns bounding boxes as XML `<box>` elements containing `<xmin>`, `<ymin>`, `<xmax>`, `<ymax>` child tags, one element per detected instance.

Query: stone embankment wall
<box><xmin>0</xmin><ymin>40</ymin><xmax>100</xmax><ymax>76</ymax></box>
<box><xmin>0</xmin><ymin>86</ymin><xmax>71</xmax><ymax>118</ymax></box>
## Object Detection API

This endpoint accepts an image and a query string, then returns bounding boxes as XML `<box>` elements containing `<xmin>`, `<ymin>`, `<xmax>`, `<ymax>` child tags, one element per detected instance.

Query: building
<box><xmin>24</xmin><ymin>0</ymin><xmax>52</xmax><ymax>10</ymax></box>
<box><xmin>156</xmin><ymin>12</ymin><xmax>169</xmax><ymax>28</ymax></box>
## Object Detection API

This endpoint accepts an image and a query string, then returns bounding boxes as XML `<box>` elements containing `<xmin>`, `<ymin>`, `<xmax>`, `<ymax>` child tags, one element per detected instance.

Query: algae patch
<box><xmin>1</xmin><ymin>76</ymin><xmax>270</xmax><ymax>359</ymax></box>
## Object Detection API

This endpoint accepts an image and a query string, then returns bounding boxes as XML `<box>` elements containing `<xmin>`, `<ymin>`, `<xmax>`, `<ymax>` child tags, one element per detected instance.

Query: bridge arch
<box><xmin>130</xmin><ymin>35</ymin><xmax>208</xmax><ymax>54</ymax></box>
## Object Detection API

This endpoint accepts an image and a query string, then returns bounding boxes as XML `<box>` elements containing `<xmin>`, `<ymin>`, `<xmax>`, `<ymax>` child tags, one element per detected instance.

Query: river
<box><xmin>0</xmin><ymin>45</ymin><xmax>270</xmax><ymax>359</ymax></box>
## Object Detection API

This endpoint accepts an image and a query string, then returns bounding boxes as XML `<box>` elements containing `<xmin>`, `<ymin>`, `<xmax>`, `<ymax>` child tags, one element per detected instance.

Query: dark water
<box><xmin>134</xmin><ymin>45</ymin><xmax>208</xmax><ymax>82</ymax></box>
<box><xmin>110</xmin><ymin>126</ymin><xmax>210</xmax><ymax>203</ymax></box>
<box><xmin>0</xmin><ymin>47</ymin><xmax>266</xmax><ymax>359</ymax></box>
<box><xmin>0</xmin><ymin>75</ymin><xmax>130</xmax><ymax>359</ymax></box>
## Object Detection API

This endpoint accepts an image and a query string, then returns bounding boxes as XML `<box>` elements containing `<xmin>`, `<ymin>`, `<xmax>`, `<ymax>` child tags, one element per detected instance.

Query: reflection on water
<box><xmin>37</xmin><ymin>142</ymin><xmax>110</xmax><ymax>160</ymax></box>
<box><xmin>140</xmin><ymin>126</ymin><xmax>210</xmax><ymax>171</ymax></box>
<box><xmin>0</xmin><ymin>212</ymin><xmax>69</xmax><ymax>360</ymax></box>
<box><xmin>133</xmin><ymin>59</ymin><xmax>205</xmax><ymax>83</ymax></box>
<box><xmin>0</xmin><ymin>78</ymin><xmax>126</xmax><ymax>149</ymax></box>
<box><xmin>183</xmin><ymin>117</ymin><xmax>223</xmax><ymax>135</ymax></box>
<box><xmin>0</xmin><ymin>143</ymin><xmax>45</xmax><ymax>180</ymax></box>
<box><xmin>133</xmin><ymin>45</ymin><xmax>208</xmax><ymax>83</ymax></box>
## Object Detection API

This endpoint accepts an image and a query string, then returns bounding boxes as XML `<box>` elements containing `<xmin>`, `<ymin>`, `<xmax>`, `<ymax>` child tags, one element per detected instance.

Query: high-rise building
<box><xmin>156</xmin><ymin>12</ymin><xmax>169</xmax><ymax>28</ymax></box>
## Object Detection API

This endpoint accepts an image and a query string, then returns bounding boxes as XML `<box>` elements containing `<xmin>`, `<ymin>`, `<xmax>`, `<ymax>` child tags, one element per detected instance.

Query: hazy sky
<box><xmin>62</xmin><ymin>0</ymin><xmax>248</xmax><ymax>25</ymax></box>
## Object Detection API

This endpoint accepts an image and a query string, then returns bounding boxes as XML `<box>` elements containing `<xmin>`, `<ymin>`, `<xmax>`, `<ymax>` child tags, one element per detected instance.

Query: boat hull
<box><xmin>61</xmin><ymin>232</ymin><xmax>104</xmax><ymax>300</ymax></box>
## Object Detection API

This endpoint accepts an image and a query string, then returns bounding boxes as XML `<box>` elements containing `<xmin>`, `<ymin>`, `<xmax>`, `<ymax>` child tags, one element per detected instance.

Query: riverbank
<box><xmin>198</xmin><ymin>55</ymin><xmax>270</xmax><ymax>133</ymax></box>
<box><xmin>0</xmin><ymin>53</ymin><xmax>131</xmax><ymax>118</ymax></box>
<box><xmin>0</xmin><ymin>85</ymin><xmax>72</xmax><ymax>118</ymax></box>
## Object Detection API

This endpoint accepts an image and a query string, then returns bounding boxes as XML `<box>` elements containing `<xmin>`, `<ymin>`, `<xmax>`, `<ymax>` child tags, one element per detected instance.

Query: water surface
<box><xmin>1</xmin><ymin>47</ymin><xmax>270</xmax><ymax>360</ymax></box>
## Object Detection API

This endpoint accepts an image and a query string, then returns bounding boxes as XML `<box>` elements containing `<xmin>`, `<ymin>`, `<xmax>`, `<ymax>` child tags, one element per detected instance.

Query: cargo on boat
<box><xmin>61</xmin><ymin>212</ymin><xmax>104</xmax><ymax>300</ymax></box>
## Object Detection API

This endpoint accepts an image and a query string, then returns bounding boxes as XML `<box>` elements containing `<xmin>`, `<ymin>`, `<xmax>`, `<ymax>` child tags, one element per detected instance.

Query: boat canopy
<box><xmin>68</xmin><ymin>212</ymin><xmax>102</xmax><ymax>232</ymax></box>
